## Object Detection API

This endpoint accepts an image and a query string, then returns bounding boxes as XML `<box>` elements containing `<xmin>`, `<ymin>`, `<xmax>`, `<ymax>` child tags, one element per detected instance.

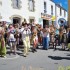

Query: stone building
<box><xmin>0</xmin><ymin>0</ymin><xmax>68</xmax><ymax>28</ymax></box>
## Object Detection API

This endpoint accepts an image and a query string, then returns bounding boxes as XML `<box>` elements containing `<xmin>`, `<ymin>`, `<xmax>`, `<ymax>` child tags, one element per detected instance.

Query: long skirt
<box><xmin>0</xmin><ymin>40</ymin><xmax>6</xmax><ymax>56</ymax></box>
<box><xmin>38</xmin><ymin>36</ymin><xmax>42</xmax><ymax>45</ymax></box>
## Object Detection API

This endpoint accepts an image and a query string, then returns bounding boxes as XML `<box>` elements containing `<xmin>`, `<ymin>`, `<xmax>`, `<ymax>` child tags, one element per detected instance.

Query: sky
<box><xmin>53</xmin><ymin>0</ymin><xmax>68</xmax><ymax>11</ymax></box>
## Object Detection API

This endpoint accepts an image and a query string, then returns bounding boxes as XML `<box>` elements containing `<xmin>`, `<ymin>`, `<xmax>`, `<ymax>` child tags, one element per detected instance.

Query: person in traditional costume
<box><xmin>7</xmin><ymin>24</ymin><xmax>16</xmax><ymax>55</ymax></box>
<box><xmin>67</xmin><ymin>26</ymin><xmax>70</xmax><ymax>50</ymax></box>
<box><xmin>59</xmin><ymin>29</ymin><xmax>65</xmax><ymax>50</ymax></box>
<box><xmin>59</xmin><ymin>25</ymin><xmax>66</xmax><ymax>50</ymax></box>
<box><xmin>14</xmin><ymin>24</ymin><xmax>20</xmax><ymax>50</ymax></box>
<box><xmin>20</xmin><ymin>22</ymin><xmax>31</xmax><ymax>57</ymax></box>
<box><xmin>0</xmin><ymin>27</ymin><xmax>6</xmax><ymax>57</ymax></box>
<box><xmin>42</xmin><ymin>25</ymin><xmax>50</xmax><ymax>50</ymax></box>
<box><xmin>31</xmin><ymin>25</ymin><xmax>38</xmax><ymax>52</ymax></box>
<box><xmin>37</xmin><ymin>25</ymin><xmax>43</xmax><ymax>46</ymax></box>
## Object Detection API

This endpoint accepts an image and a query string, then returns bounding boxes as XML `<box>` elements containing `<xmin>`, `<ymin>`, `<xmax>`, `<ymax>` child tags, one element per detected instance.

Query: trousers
<box><xmin>23</xmin><ymin>36</ymin><xmax>30</xmax><ymax>55</ymax></box>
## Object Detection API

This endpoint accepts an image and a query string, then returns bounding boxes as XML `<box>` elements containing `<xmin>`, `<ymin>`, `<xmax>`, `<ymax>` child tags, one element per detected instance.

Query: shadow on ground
<box><xmin>64</xmin><ymin>53</ymin><xmax>70</xmax><ymax>56</ymax></box>
<box><xmin>48</xmin><ymin>56</ymin><xmax>70</xmax><ymax>60</ymax></box>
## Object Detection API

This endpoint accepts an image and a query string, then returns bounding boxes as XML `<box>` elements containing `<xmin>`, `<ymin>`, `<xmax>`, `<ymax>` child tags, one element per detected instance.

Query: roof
<box><xmin>50</xmin><ymin>0</ymin><xmax>67</xmax><ymax>12</ymax></box>
<box><xmin>56</xmin><ymin>4</ymin><xmax>67</xmax><ymax>11</ymax></box>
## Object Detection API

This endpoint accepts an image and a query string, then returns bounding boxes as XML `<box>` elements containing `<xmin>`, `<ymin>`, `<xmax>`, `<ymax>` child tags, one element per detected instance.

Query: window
<box><xmin>51</xmin><ymin>5</ymin><xmax>53</xmax><ymax>15</ymax></box>
<box><xmin>16</xmin><ymin>0</ymin><xmax>19</xmax><ymax>8</ymax></box>
<box><xmin>44</xmin><ymin>2</ymin><xmax>47</xmax><ymax>13</ymax></box>
<box><xmin>28</xmin><ymin>0</ymin><xmax>35</xmax><ymax>11</ymax></box>
<box><xmin>12</xmin><ymin>0</ymin><xmax>21</xmax><ymax>9</ymax></box>
<box><xmin>64</xmin><ymin>10</ymin><xmax>66</xmax><ymax>17</ymax></box>
<box><xmin>0</xmin><ymin>1</ymin><xmax>2</xmax><ymax>6</ymax></box>
<box><xmin>29</xmin><ymin>16</ymin><xmax>35</xmax><ymax>23</ymax></box>
<box><xmin>29</xmin><ymin>19</ymin><xmax>34</xmax><ymax>23</ymax></box>
<box><xmin>60</xmin><ymin>8</ymin><xmax>62</xmax><ymax>16</ymax></box>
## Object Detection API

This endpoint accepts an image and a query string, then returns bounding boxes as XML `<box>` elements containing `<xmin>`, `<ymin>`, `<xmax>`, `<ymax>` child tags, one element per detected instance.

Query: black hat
<box><xmin>22</xmin><ymin>22</ymin><xmax>27</xmax><ymax>26</ymax></box>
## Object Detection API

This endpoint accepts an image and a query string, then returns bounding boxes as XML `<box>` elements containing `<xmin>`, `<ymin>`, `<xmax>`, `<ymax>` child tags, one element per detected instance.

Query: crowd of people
<box><xmin>0</xmin><ymin>21</ymin><xmax>70</xmax><ymax>57</ymax></box>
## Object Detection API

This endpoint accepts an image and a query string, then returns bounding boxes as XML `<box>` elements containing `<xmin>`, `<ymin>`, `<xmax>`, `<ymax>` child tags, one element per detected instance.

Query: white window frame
<box><xmin>44</xmin><ymin>1</ymin><xmax>47</xmax><ymax>13</ymax></box>
<box><xmin>11</xmin><ymin>0</ymin><xmax>21</xmax><ymax>9</ymax></box>
<box><xmin>0</xmin><ymin>1</ymin><xmax>2</xmax><ymax>6</ymax></box>
<box><xmin>28</xmin><ymin>0</ymin><xmax>35</xmax><ymax>12</ymax></box>
<box><xmin>51</xmin><ymin>5</ymin><xmax>53</xmax><ymax>15</ymax></box>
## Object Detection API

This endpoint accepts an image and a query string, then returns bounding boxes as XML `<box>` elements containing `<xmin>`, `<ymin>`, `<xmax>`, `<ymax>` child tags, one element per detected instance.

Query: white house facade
<box><xmin>55</xmin><ymin>4</ymin><xmax>68</xmax><ymax>28</ymax></box>
<box><xmin>0</xmin><ymin>0</ymin><xmax>68</xmax><ymax>28</ymax></box>
<box><xmin>39</xmin><ymin>0</ymin><xmax>56</xmax><ymax>28</ymax></box>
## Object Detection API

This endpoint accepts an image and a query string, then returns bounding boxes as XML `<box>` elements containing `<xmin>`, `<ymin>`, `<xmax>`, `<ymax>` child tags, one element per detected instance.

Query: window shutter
<box><xmin>0</xmin><ymin>1</ymin><xmax>2</xmax><ymax>6</ymax></box>
<box><xmin>28</xmin><ymin>0</ymin><xmax>35</xmax><ymax>12</ymax></box>
<box><xmin>18</xmin><ymin>0</ymin><xmax>22</xmax><ymax>8</ymax></box>
<box><xmin>11</xmin><ymin>0</ymin><xmax>22</xmax><ymax>9</ymax></box>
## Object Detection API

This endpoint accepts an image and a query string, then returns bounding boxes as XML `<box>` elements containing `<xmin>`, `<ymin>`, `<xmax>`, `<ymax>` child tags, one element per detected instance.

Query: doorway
<box><xmin>43</xmin><ymin>19</ymin><xmax>49</xmax><ymax>28</ymax></box>
<box><xmin>13</xmin><ymin>17</ymin><xmax>21</xmax><ymax>24</ymax></box>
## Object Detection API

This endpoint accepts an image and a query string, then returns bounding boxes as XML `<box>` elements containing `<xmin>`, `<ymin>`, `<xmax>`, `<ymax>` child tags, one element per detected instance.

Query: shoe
<box><xmin>29</xmin><ymin>49</ymin><xmax>31</xmax><ymax>52</ymax></box>
<box><xmin>23</xmin><ymin>54</ymin><xmax>27</xmax><ymax>57</ymax></box>
<box><xmin>54</xmin><ymin>47</ymin><xmax>56</xmax><ymax>50</ymax></box>
<box><xmin>1</xmin><ymin>56</ymin><xmax>7</xmax><ymax>58</ymax></box>
<box><xmin>14</xmin><ymin>52</ymin><xmax>17</xmax><ymax>55</ymax></box>
<box><xmin>3</xmin><ymin>56</ymin><xmax>7</xmax><ymax>58</ymax></box>
<box><xmin>32</xmin><ymin>50</ymin><xmax>35</xmax><ymax>53</ymax></box>
<box><xmin>26</xmin><ymin>53</ymin><xmax>29</xmax><ymax>55</ymax></box>
<box><xmin>32</xmin><ymin>48</ymin><xmax>35</xmax><ymax>53</ymax></box>
<box><xmin>45</xmin><ymin>47</ymin><xmax>48</xmax><ymax>50</ymax></box>
<box><xmin>42</xmin><ymin>47</ymin><xmax>45</xmax><ymax>50</ymax></box>
<box><xmin>34</xmin><ymin>49</ymin><xmax>37</xmax><ymax>52</ymax></box>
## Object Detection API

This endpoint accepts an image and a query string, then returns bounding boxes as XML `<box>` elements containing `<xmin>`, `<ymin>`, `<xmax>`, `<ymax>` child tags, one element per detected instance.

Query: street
<box><xmin>0</xmin><ymin>46</ymin><xmax>70</xmax><ymax>70</ymax></box>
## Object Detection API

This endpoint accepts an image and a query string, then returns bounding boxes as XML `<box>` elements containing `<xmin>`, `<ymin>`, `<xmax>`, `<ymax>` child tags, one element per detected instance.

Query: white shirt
<box><xmin>46</xmin><ymin>28</ymin><xmax>50</xmax><ymax>37</ymax></box>
<box><xmin>20</xmin><ymin>27</ymin><xmax>31</xmax><ymax>40</ymax></box>
<box><xmin>8</xmin><ymin>30</ymin><xmax>16</xmax><ymax>41</ymax></box>
<box><xmin>42</xmin><ymin>28</ymin><xmax>50</xmax><ymax>37</ymax></box>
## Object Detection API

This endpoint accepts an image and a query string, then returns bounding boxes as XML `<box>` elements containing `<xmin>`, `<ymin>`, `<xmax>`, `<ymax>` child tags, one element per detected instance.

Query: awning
<box><xmin>41</xmin><ymin>16</ymin><xmax>51</xmax><ymax>20</ymax></box>
<box><xmin>41</xmin><ymin>13</ymin><xmax>51</xmax><ymax>20</ymax></box>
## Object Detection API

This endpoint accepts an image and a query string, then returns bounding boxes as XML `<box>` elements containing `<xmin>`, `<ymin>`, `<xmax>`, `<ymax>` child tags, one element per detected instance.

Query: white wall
<box><xmin>56</xmin><ymin>5</ymin><xmax>68</xmax><ymax>28</ymax></box>
<box><xmin>56</xmin><ymin>6</ymin><xmax>68</xmax><ymax>21</ymax></box>
<box><xmin>0</xmin><ymin>0</ymin><xmax>68</xmax><ymax>26</ymax></box>
<box><xmin>1</xmin><ymin>0</ymin><xmax>23</xmax><ymax>22</ymax></box>
<box><xmin>0</xmin><ymin>0</ymin><xmax>44</xmax><ymax>24</ymax></box>
<box><xmin>48</xmin><ymin>0</ymin><xmax>56</xmax><ymax>16</ymax></box>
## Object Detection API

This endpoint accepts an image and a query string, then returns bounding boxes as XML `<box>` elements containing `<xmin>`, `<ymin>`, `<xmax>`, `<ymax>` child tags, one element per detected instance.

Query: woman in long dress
<box><xmin>0</xmin><ymin>27</ymin><xmax>6</xmax><ymax>57</ymax></box>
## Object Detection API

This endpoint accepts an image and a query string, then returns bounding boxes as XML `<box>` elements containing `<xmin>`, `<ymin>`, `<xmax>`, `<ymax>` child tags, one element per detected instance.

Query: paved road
<box><xmin>0</xmin><ymin>46</ymin><xmax>70</xmax><ymax>70</ymax></box>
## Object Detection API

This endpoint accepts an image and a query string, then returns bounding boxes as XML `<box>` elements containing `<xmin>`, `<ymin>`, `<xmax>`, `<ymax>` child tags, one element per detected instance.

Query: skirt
<box><xmin>0</xmin><ymin>40</ymin><xmax>6</xmax><ymax>56</ymax></box>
